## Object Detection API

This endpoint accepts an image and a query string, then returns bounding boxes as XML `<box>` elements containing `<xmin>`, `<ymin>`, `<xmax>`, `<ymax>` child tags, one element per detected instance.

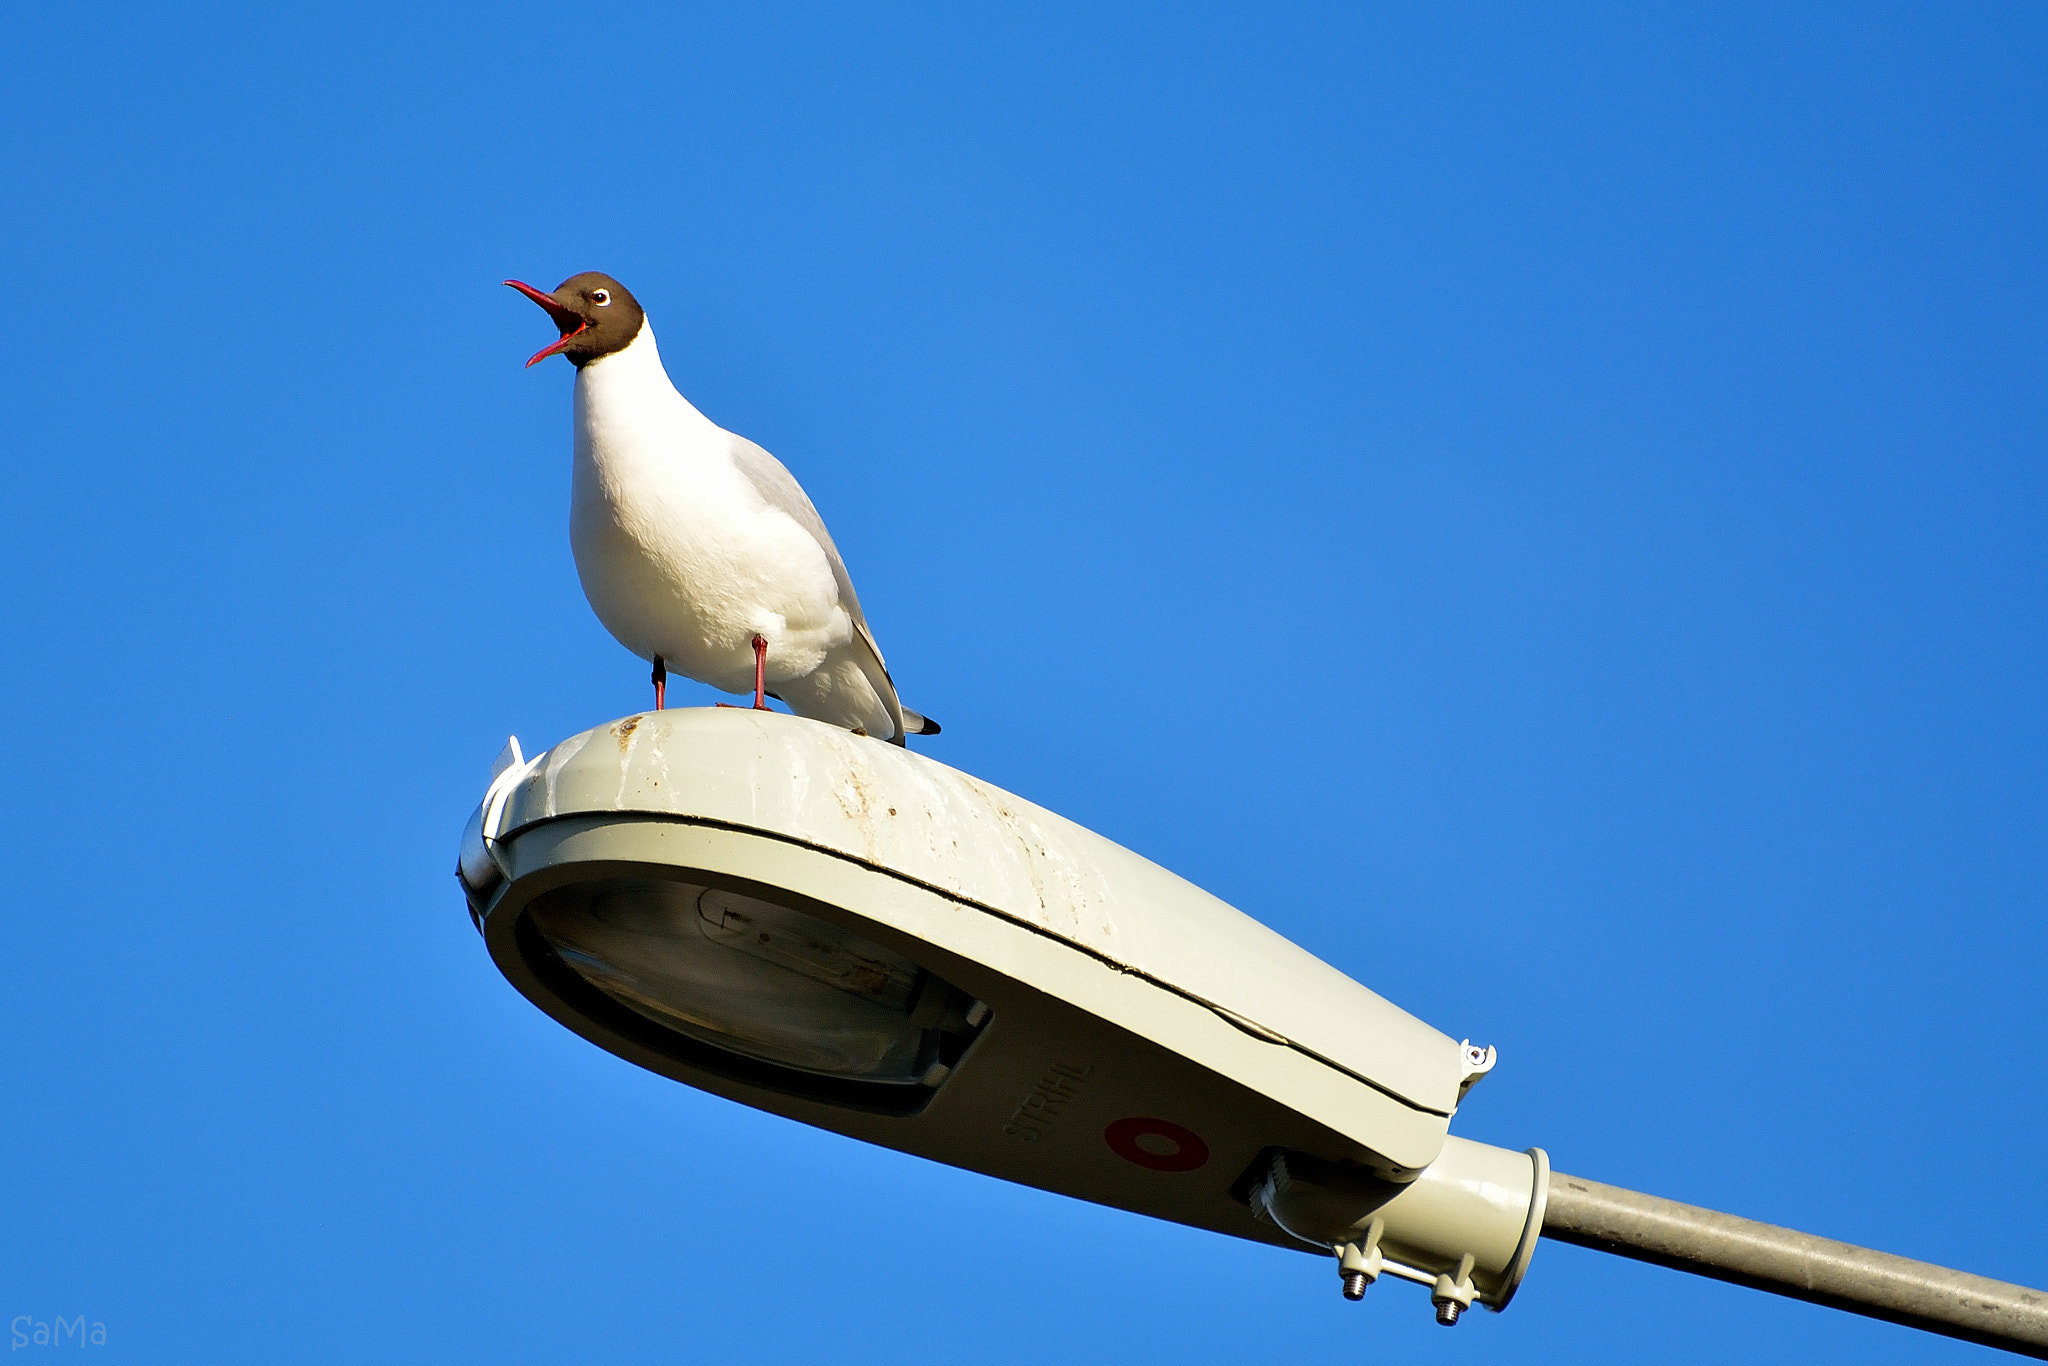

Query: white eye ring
<box><xmin>591</xmin><ymin>289</ymin><xmax>611</xmax><ymax>306</ymax></box>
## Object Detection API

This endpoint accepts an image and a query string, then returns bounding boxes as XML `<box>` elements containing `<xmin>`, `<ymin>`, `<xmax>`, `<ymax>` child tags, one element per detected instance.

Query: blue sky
<box><xmin>3</xmin><ymin>3</ymin><xmax>2043</xmax><ymax>1361</ymax></box>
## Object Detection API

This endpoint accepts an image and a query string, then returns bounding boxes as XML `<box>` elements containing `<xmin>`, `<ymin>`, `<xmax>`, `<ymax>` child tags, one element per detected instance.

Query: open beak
<box><xmin>504</xmin><ymin>279</ymin><xmax>589</xmax><ymax>367</ymax></box>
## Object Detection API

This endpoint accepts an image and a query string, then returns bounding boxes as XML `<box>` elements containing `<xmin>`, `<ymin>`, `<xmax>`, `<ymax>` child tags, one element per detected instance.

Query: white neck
<box><xmin>570</xmin><ymin>315</ymin><xmax>731</xmax><ymax>496</ymax></box>
<box><xmin>574</xmin><ymin>318</ymin><xmax>709</xmax><ymax>415</ymax></box>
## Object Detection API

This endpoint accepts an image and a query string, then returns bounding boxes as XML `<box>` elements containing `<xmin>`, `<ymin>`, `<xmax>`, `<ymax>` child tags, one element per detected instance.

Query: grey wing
<box><xmin>727</xmin><ymin>433</ymin><xmax>910</xmax><ymax>739</ymax></box>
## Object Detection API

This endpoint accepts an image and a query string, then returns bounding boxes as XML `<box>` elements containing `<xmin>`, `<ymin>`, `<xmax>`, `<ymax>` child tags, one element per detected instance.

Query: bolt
<box><xmin>1341</xmin><ymin>1272</ymin><xmax>1369</xmax><ymax>1301</ymax></box>
<box><xmin>1434</xmin><ymin>1299</ymin><xmax>1463</xmax><ymax>1326</ymax></box>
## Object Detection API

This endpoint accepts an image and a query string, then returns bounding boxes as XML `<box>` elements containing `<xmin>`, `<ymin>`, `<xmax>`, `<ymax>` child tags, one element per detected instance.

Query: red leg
<box><xmin>751</xmin><ymin>635</ymin><xmax>769</xmax><ymax>710</ymax></box>
<box><xmin>651</xmin><ymin>655</ymin><xmax>666</xmax><ymax>711</ymax></box>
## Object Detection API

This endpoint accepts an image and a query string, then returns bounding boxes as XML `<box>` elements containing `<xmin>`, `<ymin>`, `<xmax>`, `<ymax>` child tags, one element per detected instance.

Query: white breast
<box><xmin>568</xmin><ymin>324</ymin><xmax>852</xmax><ymax>694</ymax></box>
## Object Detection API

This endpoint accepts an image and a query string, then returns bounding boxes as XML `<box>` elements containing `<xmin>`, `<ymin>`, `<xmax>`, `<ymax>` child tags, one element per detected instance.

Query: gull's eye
<box><xmin>591</xmin><ymin>289</ymin><xmax>611</xmax><ymax>306</ymax></box>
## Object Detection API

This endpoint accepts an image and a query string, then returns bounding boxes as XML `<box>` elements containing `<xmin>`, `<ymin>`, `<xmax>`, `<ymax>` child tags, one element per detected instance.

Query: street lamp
<box><xmin>459</xmin><ymin>708</ymin><xmax>2048</xmax><ymax>1353</ymax></box>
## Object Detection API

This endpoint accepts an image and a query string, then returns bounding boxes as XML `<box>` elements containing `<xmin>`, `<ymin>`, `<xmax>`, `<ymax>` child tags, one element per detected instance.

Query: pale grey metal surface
<box><xmin>1543</xmin><ymin>1171</ymin><xmax>2048</xmax><ymax>1358</ymax></box>
<box><xmin>486</xmin><ymin>707</ymin><xmax>1472</xmax><ymax>1129</ymax></box>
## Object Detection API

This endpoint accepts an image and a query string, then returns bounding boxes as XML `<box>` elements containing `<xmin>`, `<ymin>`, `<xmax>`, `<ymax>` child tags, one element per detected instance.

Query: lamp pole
<box><xmin>1542</xmin><ymin>1171</ymin><xmax>2048</xmax><ymax>1357</ymax></box>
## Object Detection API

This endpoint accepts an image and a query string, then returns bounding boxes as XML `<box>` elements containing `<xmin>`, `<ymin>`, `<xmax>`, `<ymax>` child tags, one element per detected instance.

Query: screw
<box><xmin>1434</xmin><ymin>1299</ymin><xmax>1463</xmax><ymax>1326</ymax></box>
<box><xmin>1341</xmin><ymin>1272</ymin><xmax>1369</xmax><ymax>1301</ymax></box>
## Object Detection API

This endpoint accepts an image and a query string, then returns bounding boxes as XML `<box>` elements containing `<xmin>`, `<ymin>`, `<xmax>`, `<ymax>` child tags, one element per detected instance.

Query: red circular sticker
<box><xmin>1104</xmin><ymin>1117</ymin><xmax>1210</xmax><ymax>1173</ymax></box>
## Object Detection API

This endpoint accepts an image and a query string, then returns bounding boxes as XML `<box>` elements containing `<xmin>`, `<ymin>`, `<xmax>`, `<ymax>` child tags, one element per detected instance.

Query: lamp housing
<box><xmin>459</xmin><ymin>709</ymin><xmax>1546</xmax><ymax>1310</ymax></box>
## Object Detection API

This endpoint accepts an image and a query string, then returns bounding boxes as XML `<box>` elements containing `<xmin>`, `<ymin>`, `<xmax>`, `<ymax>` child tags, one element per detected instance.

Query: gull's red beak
<box><xmin>504</xmin><ymin>279</ymin><xmax>589</xmax><ymax>367</ymax></box>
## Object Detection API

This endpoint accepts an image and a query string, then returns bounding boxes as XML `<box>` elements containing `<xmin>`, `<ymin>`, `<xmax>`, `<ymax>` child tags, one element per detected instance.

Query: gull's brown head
<box><xmin>503</xmin><ymin>272</ymin><xmax>646</xmax><ymax>368</ymax></box>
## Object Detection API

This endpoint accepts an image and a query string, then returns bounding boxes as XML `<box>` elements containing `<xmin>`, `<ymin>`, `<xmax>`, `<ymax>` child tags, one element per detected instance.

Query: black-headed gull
<box><xmin>506</xmin><ymin>272</ymin><xmax>939</xmax><ymax>745</ymax></box>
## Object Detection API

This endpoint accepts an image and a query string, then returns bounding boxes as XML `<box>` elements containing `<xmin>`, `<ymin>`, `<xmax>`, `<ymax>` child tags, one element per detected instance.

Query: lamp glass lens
<box><xmin>530</xmin><ymin>879</ymin><xmax>941</xmax><ymax>1083</ymax></box>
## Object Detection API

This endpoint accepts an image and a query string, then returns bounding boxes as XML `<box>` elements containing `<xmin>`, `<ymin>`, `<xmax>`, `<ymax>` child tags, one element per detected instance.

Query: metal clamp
<box><xmin>1337</xmin><ymin>1216</ymin><xmax>1386</xmax><ymax>1300</ymax></box>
